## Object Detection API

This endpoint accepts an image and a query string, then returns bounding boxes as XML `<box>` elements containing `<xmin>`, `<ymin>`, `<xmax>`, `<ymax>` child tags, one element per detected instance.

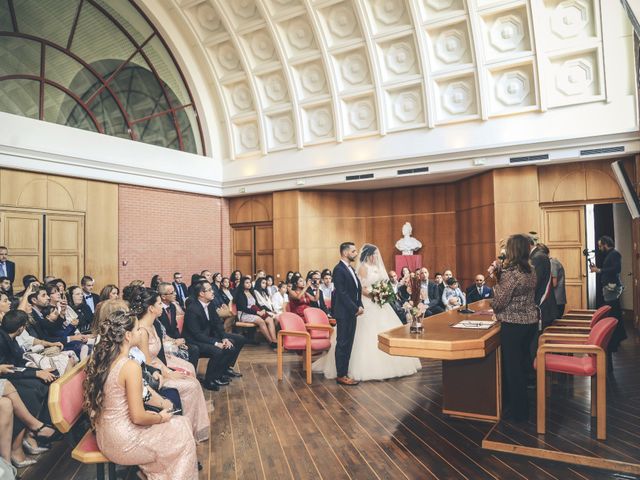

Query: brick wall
<box><xmin>118</xmin><ymin>185</ymin><xmax>231</xmax><ymax>287</ymax></box>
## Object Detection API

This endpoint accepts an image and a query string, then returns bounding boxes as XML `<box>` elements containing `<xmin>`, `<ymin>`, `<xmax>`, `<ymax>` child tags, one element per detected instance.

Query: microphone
<box><xmin>582</xmin><ymin>248</ymin><xmax>595</xmax><ymax>255</ymax></box>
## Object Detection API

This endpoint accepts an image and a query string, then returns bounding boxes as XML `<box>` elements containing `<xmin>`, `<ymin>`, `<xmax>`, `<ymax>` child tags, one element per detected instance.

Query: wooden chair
<box><xmin>230</xmin><ymin>301</ymin><xmax>257</xmax><ymax>342</ymax></box>
<box><xmin>302</xmin><ymin>307</ymin><xmax>331</xmax><ymax>339</ymax></box>
<box><xmin>544</xmin><ymin>305</ymin><xmax>611</xmax><ymax>335</ymax></box>
<box><xmin>535</xmin><ymin>317</ymin><xmax>618</xmax><ymax>440</ymax></box>
<box><xmin>277</xmin><ymin>312</ymin><xmax>333</xmax><ymax>384</ymax></box>
<box><xmin>49</xmin><ymin>359</ymin><xmax>116</xmax><ymax>479</ymax></box>
<box><xmin>555</xmin><ymin>305</ymin><xmax>611</xmax><ymax>325</ymax></box>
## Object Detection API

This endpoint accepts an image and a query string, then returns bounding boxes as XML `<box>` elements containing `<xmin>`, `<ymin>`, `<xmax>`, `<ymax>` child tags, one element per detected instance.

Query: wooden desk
<box><xmin>378</xmin><ymin>300</ymin><xmax>501</xmax><ymax>421</ymax></box>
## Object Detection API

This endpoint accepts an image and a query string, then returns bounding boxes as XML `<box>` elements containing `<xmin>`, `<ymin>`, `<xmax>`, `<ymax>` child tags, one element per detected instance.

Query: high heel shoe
<box><xmin>30</xmin><ymin>423</ymin><xmax>63</xmax><ymax>443</ymax></box>
<box><xmin>22</xmin><ymin>438</ymin><xmax>50</xmax><ymax>455</ymax></box>
<box><xmin>11</xmin><ymin>457</ymin><xmax>37</xmax><ymax>468</ymax></box>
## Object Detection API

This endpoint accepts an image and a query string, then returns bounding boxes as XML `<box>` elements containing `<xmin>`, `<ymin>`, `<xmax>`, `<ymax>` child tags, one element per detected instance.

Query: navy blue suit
<box><xmin>466</xmin><ymin>285</ymin><xmax>493</xmax><ymax>304</ymax></box>
<box><xmin>0</xmin><ymin>260</ymin><xmax>14</xmax><ymax>283</ymax></box>
<box><xmin>332</xmin><ymin>261</ymin><xmax>363</xmax><ymax>378</ymax></box>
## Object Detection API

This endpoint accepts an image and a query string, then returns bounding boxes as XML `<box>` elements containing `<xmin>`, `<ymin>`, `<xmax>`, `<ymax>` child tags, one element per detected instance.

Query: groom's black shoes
<box><xmin>336</xmin><ymin>376</ymin><xmax>359</xmax><ymax>386</ymax></box>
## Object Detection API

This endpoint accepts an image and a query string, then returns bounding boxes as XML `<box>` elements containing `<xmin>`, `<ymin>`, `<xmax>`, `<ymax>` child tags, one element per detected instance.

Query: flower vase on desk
<box><xmin>409</xmin><ymin>313</ymin><xmax>424</xmax><ymax>334</ymax></box>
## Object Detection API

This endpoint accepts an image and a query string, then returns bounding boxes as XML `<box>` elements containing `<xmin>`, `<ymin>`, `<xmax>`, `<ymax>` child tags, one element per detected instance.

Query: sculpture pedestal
<box><xmin>395</xmin><ymin>255</ymin><xmax>422</xmax><ymax>275</ymax></box>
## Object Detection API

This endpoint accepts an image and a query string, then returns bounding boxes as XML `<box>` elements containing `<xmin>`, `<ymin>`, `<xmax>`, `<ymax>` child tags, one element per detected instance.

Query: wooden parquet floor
<box><xmin>20</xmin><ymin>323</ymin><xmax>640</xmax><ymax>480</ymax></box>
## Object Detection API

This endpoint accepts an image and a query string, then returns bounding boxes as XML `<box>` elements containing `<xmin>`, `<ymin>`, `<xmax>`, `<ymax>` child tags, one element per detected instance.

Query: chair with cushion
<box><xmin>231</xmin><ymin>301</ymin><xmax>257</xmax><ymax>342</ymax></box>
<box><xmin>535</xmin><ymin>316</ymin><xmax>618</xmax><ymax>440</ymax></box>
<box><xmin>302</xmin><ymin>307</ymin><xmax>331</xmax><ymax>339</ymax></box>
<box><xmin>545</xmin><ymin>305</ymin><xmax>611</xmax><ymax>335</ymax></box>
<box><xmin>49</xmin><ymin>359</ymin><xmax>116</xmax><ymax>479</ymax></box>
<box><xmin>277</xmin><ymin>312</ymin><xmax>333</xmax><ymax>384</ymax></box>
<box><xmin>176</xmin><ymin>313</ymin><xmax>185</xmax><ymax>334</ymax></box>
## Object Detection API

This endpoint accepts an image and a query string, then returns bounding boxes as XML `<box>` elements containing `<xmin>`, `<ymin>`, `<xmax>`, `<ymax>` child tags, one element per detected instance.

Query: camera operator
<box><xmin>589</xmin><ymin>236</ymin><xmax>627</xmax><ymax>366</ymax></box>
<box><xmin>306</xmin><ymin>271</ymin><xmax>330</xmax><ymax>316</ymax></box>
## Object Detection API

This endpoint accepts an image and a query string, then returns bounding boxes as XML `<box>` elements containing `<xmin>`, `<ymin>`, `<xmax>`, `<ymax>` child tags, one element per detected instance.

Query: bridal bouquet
<box><xmin>370</xmin><ymin>280</ymin><xmax>397</xmax><ymax>307</ymax></box>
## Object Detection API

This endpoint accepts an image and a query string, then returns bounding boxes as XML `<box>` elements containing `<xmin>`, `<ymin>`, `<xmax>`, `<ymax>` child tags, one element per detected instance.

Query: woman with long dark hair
<box><xmin>288</xmin><ymin>274</ymin><xmax>318</xmax><ymax>317</ymax></box>
<box><xmin>489</xmin><ymin>233</ymin><xmax>538</xmax><ymax>422</ymax></box>
<box><xmin>84</xmin><ymin>310</ymin><xmax>198</xmax><ymax>479</ymax></box>
<box><xmin>233</xmin><ymin>277</ymin><xmax>277</xmax><ymax>346</ymax></box>
<box><xmin>67</xmin><ymin>286</ymin><xmax>93</xmax><ymax>333</ymax></box>
<box><xmin>128</xmin><ymin>287</ymin><xmax>209</xmax><ymax>442</ymax></box>
<box><xmin>99</xmin><ymin>285</ymin><xmax>119</xmax><ymax>302</ymax></box>
<box><xmin>230</xmin><ymin>270</ymin><xmax>242</xmax><ymax>291</ymax></box>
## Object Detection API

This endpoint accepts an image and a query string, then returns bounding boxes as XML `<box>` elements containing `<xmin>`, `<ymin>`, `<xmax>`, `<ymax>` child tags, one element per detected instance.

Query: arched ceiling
<box><xmin>169</xmin><ymin>0</ymin><xmax>615</xmax><ymax>160</ymax></box>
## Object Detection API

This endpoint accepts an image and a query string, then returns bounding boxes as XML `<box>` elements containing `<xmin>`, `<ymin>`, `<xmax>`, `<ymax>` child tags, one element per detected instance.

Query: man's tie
<box><xmin>0</xmin><ymin>263</ymin><xmax>5</xmax><ymax>277</ymax></box>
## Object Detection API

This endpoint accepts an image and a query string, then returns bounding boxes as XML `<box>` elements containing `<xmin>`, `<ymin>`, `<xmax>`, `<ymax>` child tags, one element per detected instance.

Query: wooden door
<box><xmin>0</xmin><ymin>211</ymin><xmax>44</xmax><ymax>282</ymax></box>
<box><xmin>255</xmin><ymin>224</ymin><xmax>274</xmax><ymax>275</ymax></box>
<box><xmin>542</xmin><ymin>206</ymin><xmax>587</xmax><ymax>310</ymax></box>
<box><xmin>233</xmin><ymin>226</ymin><xmax>254</xmax><ymax>275</ymax></box>
<box><xmin>46</xmin><ymin>214</ymin><xmax>84</xmax><ymax>285</ymax></box>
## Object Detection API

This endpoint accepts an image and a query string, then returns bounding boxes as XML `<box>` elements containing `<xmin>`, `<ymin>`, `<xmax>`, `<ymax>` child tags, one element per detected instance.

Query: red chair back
<box><xmin>303</xmin><ymin>307</ymin><xmax>330</xmax><ymax>339</ymax></box>
<box><xmin>49</xmin><ymin>360</ymin><xmax>87</xmax><ymax>433</ymax></box>
<box><xmin>176</xmin><ymin>313</ymin><xmax>184</xmax><ymax>334</ymax></box>
<box><xmin>279</xmin><ymin>312</ymin><xmax>307</xmax><ymax>350</ymax></box>
<box><xmin>590</xmin><ymin>305</ymin><xmax>612</xmax><ymax>328</ymax></box>
<box><xmin>230</xmin><ymin>302</ymin><xmax>238</xmax><ymax>315</ymax></box>
<box><xmin>586</xmin><ymin>316</ymin><xmax>618</xmax><ymax>350</ymax></box>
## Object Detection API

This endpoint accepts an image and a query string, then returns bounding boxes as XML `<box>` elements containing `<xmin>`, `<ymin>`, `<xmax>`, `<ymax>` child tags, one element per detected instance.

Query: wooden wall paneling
<box><xmin>46</xmin><ymin>214</ymin><xmax>84</xmax><ymax>285</ymax></box>
<box><xmin>233</xmin><ymin>226</ymin><xmax>254</xmax><ymax>273</ymax></box>
<box><xmin>46</xmin><ymin>176</ymin><xmax>88</xmax><ymax>212</ymax></box>
<box><xmin>0</xmin><ymin>211</ymin><xmax>43</xmax><ymax>281</ymax></box>
<box><xmin>85</xmin><ymin>181</ymin><xmax>118</xmax><ymax>289</ymax></box>
<box><xmin>229</xmin><ymin>193</ymin><xmax>273</xmax><ymax>225</ymax></box>
<box><xmin>585</xmin><ymin>162</ymin><xmax>624</xmax><ymax>202</ymax></box>
<box><xmin>0</xmin><ymin>170</ymin><xmax>47</xmax><ymax>208</ymax></box>
<box><xmin>493</xmin><ymin>166</ymin><xmax>538</xmax><ymax>204</ymax></box>
<box><xmin>370</xmin><ymin>189</ymin><xmax>393</xmax><ymax>217</ymax></box>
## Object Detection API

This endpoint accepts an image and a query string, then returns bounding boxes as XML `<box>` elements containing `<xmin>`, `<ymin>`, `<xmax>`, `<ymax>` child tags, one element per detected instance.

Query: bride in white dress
<box><xmin>313</xmin><ymin>244</ymin><xmax>421</xmax><ymax>381</ymax></box>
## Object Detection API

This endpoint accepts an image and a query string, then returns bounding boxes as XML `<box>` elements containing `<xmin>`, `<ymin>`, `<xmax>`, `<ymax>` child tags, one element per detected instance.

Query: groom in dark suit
<box><xmin>333</xmin><ymin>242</ymin><xmax>363</xmax><ymax>386</ymax></box>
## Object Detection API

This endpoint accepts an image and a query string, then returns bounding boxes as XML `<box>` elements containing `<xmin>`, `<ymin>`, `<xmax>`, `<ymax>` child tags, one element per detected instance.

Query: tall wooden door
<box><xmin>233</xmin><ymin>226</ymin><xmax>254</xmax><ymax>275</ymax></box>
<box><xmin>0</xmin><ymin>211</ymin><xmax>44</xmax><ymax>282</ymax></box>
<box><xmin>232</xmin><ymin>224</ymin><xmax>274</xmax><ymax>275</ymax></box>
<box><xmin>255</xmin><ymin>225</ymin><xmax>274</xmax><ymax>275</ymax></box>
<box><xmin>46</xmin><ymin>214</ymin><xmax>84</xmax><ymax>285</ymax></box>
<box><xmin>542</xmin><ymin>206</ymin><xmax>587</xmax><ymax>310</ymax></box>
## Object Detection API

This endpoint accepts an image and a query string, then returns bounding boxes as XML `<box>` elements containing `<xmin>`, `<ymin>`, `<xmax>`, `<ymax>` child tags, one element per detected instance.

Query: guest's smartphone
<box><xmin>13</xmin><ymin>367</ymin><xmax>26</xmax><ymax>372</ymax></box>
<box><xmin>167</xmin><ymin>408</ymin><xmax>182</xmax><ymax>415</ymax></box>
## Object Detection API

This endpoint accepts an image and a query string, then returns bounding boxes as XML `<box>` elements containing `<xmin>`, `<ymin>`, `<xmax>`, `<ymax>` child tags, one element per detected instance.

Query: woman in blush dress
<box><xmin>129</xmin><ymin>287</ymin><xmax>210</xmax><ymax>443</ymax></box>
<box><xmin>84</xmin><ymin>310</ymin><xmax>198</xmax><ymax>480</ymax></box>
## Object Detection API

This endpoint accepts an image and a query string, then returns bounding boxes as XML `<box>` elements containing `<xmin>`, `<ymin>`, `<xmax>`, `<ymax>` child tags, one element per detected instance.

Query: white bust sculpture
<box><xmin>395</xmin><ymin>222</ymin><xmax>422</xmax><ymax>255</ymax></box>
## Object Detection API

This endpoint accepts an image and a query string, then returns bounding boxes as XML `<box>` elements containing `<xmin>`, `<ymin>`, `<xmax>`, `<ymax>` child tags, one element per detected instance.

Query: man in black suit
<box><xmin>333</xmin><ymin>242</ymin><xmax>363</xmax><ymax>386</ymax></box>
<box><xmin>183</xmin><ymin>281</ymin><xmax>245</xmax><ymax>391</ymax></box>
<box><xmin>173</xmin><ymin>272</ymin><xmax>188</xmax><ymax>308</ymax></box>
<box><xmin>529</xmin><ymin>240</ymin><xmax>557</xmax><ymax>329</ymax></box>
<box><xmin>307</xmin><ymin>270</ymin><xmax>330</xmax><ymax>315</ymax></box>
<box><xmin>81</xmin><ymin>276</ymin><xmax>100</xmax><ymax>316</ymax></box>
<box><xmin>466</xmin><ymin>274</ymin><xmax>493</xmax><ymax>304</ymax></box>
<box><xmin>418</xmin><ymin>268</ymin><xmax>444</xmax><ymax>316</ymax></box>
<box><xmin>0</xmin><ymin>246</ymin><xmax>15</xmax><ymax>283</ymax></box>
<box><xmin>158</xmin><ymin>282</ymin><xmax>200</xmax><ymax>370</ymax></box>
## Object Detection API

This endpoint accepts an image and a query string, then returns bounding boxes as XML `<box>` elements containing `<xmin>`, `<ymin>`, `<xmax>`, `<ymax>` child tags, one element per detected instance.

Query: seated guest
<box><xmin>173</xmin><ymin>272</ymin><xmax>188</xmax><ymax>308</ymax></box>
<box><xmin>0</xmin><ymin>247</ymin><xmax>15</xmax><ymax>283</ymax></box>
<box><xmin>67</xmin><ymin>286</ymin><xmax>93</xmax><ymax>333</ymax></box>
<box><xmin>229</xmin><ymin>270</ymin><xmax>242</xmax><ymax>291</ymax></box>
<box><xmin>233</xmin><ymin>277</ymin><xmax>277</xmax><ymax>346</ymax></box>
<box><xmin>418</xmin><ymin>268</ymin><xmax>444</xmax><ymax>316</ymax></box>
<box><xmin>39</xmin><ymin>306</ymin><xmax>89</xmax><ymax>358</ymax></box>
<box><xmin>0</xmin><ymin>277</ymin><xmax>13</xmax><ymax>299</ymax></box>
<box><xmin>186</xmin><ymin>274</ymin><xmax>206</xmax><ymax>299</ymax></box>
<box><xmin>17</xmin><ymin>275</ymin><xmax>40</xmax><ymax>299</ymax></box>
<box><xmin>150</xmin><ymin>274</ymin><xmax>162</xmax><ymax>291</ymax></box>
<box><xmin>81</xmin><ymin>276</ymin><xmax>100</xmax><ymax>315</ymax></box>
<box><xmin>219</xmin><ymin>277</ymin><xmax>234</xmax><ymax>305</ymax></box>
<box><xmin>271</xmin><ymin>282</ymin><xmax>288</xmax><ymax>314</ymax></box>
<box><xmin>285</xmin><ymin>271</ymin><xmax>294</xmax><ymax>287</ymax></box>
<box><xmin>157</xmin><ymin>282</ymin><xmax>199</xmax><ymax>371</ymax></box>
<box><xmin>439</xmin><ymin>270</ymin><xmax>453</xmax><ymax>305</ymax></box>
<box><xmin>319</xmin><ymin>271</ymin><xmax>334</xmax><ymax>314</ymax></box>
<box><xmin>52</xmin><ymin>279</ymin><xmax>66</xmax><ymax>296</ymax></box>
<box><xmin>46</xmin><ymin>283</ymin><xmax>77</xmax><ymax>326</ymax></box>
<box><xmin>28</xmin><ymin>287</ymin><xmax>49</xmax><ymax>324</ymax></box>
<box><xmin>201</xmin><ymin>271</ymin><xmax>213</xmax><ymax>285</ymax></box>
<box><xmin>99</xmin><ymin>284</ymin><xmax>119</xmax><ymax>302</ymax></box>
<box><xmin>265</xmin><ymin>275</ymin><xmax>277</xmax><ymax>297</ymax></box>
<box><xmin>184</xmin><ymin>282</ymin><xmax>245</xmax><ymax>391</ymax></box>
<box><xmin>84</xmin><ymin>310</ymin><xmax>198</xmax><ymax>480</ymax></box>
<box><xmin>0</xmin><ymin>310</ymin><xmax>60</xmax><ymax>466</ymax></box>
<box><xmin>129</xmin><ymin>279</ymin><xmax>145</xmax><ymax>288</ymax></box>
<box><xmin>288</xmin><ymin>274</ymin><xmax>319</xmax><ymax>317</ymax></box>
<box><xmin>466</xmin><ymin>274</ymin><xmax>493</xmax><ymax>304</ymax></box>
<box><xmin>253</xmin><ymin>278</ymin><xmax>277</xmax><ymax>318</ymax></box>
<box><xmin>130</xmin><ymin>287</ymin><xmax>209</xmax><ymax>442</ymax></box>
<box><xmin>388</xmin><ymin>270</ymin><xmax>399</xmax><ymax>293</ymax></box>
<box><xmin>442</xmin><ymin>278</ymin><xmax>465</xmax><ymax>310</ymax></box>
<box><xmin>399</xmin><ymin>267</ymin><xmax>411</xmax><ymax>284</ymax></box>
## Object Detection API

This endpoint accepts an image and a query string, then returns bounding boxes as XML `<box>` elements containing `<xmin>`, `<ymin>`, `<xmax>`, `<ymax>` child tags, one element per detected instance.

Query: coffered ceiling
<box><xmin>171</xmin><ymin>0</ymin><xmax>614</xmax><ymax>160</ymax></box>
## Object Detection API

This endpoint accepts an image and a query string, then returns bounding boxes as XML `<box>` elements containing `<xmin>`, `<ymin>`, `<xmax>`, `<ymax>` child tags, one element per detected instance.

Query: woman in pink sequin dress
<box><xmin>84</xmin><ymin>310</ymin><xmax>198</xmax><ymax>480</ymax></box>
<box><xmin>132</xmin><ymin>288</ymin><xmax>210</xmax><ymax>442</ymax></box>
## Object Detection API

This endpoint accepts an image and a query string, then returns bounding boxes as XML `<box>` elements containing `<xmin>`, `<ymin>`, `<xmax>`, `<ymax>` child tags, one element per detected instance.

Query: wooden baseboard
<box><xmin>482</xmin><ymin>424</ymin><xmax>640</xmax><ymax>475</ymax></box>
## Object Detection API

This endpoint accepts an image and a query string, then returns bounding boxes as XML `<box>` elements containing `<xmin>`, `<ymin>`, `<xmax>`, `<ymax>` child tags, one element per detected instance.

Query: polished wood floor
<box><xmin>20</xmin><ymin>323</ymin><xmax>640</xmax><ymax>480</ymax></box>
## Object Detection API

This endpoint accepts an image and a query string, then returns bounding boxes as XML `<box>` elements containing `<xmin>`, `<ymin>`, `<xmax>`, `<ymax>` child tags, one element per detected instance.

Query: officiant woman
<box><xmin>489</xmin><ymin>234</ymin><xmax>538</xmax><ymax>422</ymax></box>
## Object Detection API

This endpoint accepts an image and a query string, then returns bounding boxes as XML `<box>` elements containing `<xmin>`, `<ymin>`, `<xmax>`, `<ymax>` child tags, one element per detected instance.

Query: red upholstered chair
<box><xmin>535</xmin><ymin>317</ymin><xmax>618</xmax><ymax>440</ymax></box>
<box><xmin>176</xmin><ymin>313</ymin><xmax>185</xmax><ymax>334</ymax></box>
<box><xmin>302</xmin><ymin>307</ymin><xmax>331</xmax><ymax>339</ymax></box>
<box><xmin>544</xmin><ymin>305</ymin><xmax>611</xmax><ymax>336</ymax></box>
<box><xmin>277</xmin><ymin>312</ymin><xmax>333</xmax><ymax>384</ymax></box>
<box><xmin>49</xmin><ymin>359</ymin><xmax>115</xmax><ymax>480</ymax></box>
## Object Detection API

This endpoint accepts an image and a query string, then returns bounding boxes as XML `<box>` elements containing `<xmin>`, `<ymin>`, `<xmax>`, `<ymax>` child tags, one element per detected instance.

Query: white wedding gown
<box><xmin>312</xmin><ymin>264</ymin><xmax>421</xmax><ymax>381</ymax></box>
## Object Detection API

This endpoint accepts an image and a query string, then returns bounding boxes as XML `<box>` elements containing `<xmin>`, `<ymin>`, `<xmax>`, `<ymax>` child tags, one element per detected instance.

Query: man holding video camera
<box><xmin>590</xmin><ymin>235</ymin><xmax>627</xmax><ymax>368</ymax></box>
<box><xmin>306</xmin><ymin>270</ymin><xmax>330</xmax><ymax>316</ymax></box>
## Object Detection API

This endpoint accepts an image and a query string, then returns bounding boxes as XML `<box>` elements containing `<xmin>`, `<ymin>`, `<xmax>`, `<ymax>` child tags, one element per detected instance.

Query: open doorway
<box><xmin>585</xmin><ymin>203</ymin><xmax>633</xmax><ymax>312</ymax></box>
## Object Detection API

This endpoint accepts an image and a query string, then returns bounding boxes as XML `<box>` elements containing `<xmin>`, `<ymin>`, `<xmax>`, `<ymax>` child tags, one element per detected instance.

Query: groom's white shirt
<box><xmin>341</xmin><ymin>259</ymin><xmax>359</xmax><ymax>286</ymax></box>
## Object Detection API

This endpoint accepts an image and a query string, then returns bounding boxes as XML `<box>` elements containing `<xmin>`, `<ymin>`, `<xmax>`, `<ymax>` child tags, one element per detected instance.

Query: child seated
<box><xmin>442</xmin><ymin>277</ymin><xmax>466</xmax><ymax>310</ymax></box>
<box><xmin>39</xmin><ymin>306</ymin><xmax>93</xmax><ymax>359</ymax></box>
